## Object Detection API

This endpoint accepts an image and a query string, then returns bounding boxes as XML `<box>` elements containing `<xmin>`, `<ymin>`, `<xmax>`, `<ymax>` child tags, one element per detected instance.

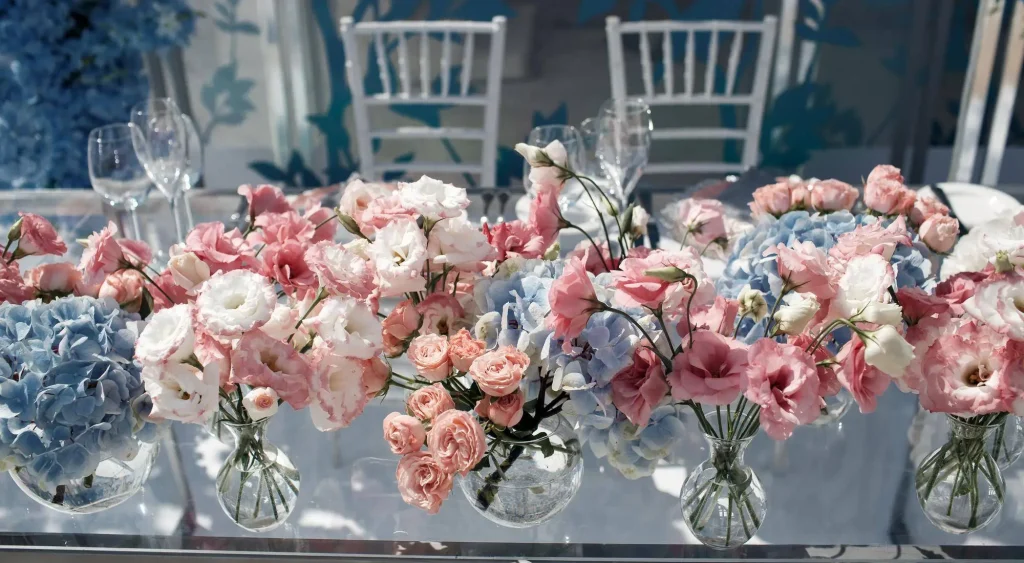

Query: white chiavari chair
<box><xmin>605</xmin><ymin>16</ymin><xmax>778</xmax><ymax>176</ymax></box>
<box><xmin>339</xmin><ymin>16</ymin><xmax>507</xmax><ymax>188</ymax></box>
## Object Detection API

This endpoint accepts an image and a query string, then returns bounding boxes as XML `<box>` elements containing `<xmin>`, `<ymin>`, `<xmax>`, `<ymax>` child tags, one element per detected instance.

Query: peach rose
<box><xmin>809</xmin><ymin>179</ymin><xmax>859</xmax><ymax>212</ymax></box>
<box><xmin>863</xmin><ymin>164</ymin><xmax>915</xmax><ymax>215</ymax></box>
<box><xmin>910</xmin><ymin>195</ymin><xmax>950</xmax><ymax>226</ymax></box>
<box><xmin>468</xmin><ymin>345</ymin><xmax>529</xmax><ymax>397</ymax></box>
<box><xmin>98</xmin><ymin>269</ymin><xmax>146</xmax><ymax>313</ymax></box>
<box><xmin>427</xmin><ymin>409</ymin><xmax>487</xmax><ymax>475</ymax></box>
<box><xmin>25</xmin><ymin>263</ymin><xmax>81</xmax><ymax>296</ymax></box>
<box><xmin>383</xmin><ymin>412</ymin><xmax>427</xmax><ymax>454</ymax></box>
<box><xmin>919</xmin><ymin>215</ymin><xmax>959</xmax><ymax>253</ymax></box>
<box><xmin>750</xmin><ymin>182</ymin><xmax>793</xmax><ymax>217</ymax></box>
<box><xmin>407</xmin><ymin>333</ymin><xmax>452</xmax><ymax>382</ymax></box>
<box><xmin>382</xmin><ymin>299</ymin><xmax>421</xmax><ymax>357</ymax></box>
<box><xmin>475</xmin><ymin>389</ymin><xmax>525</xmax><ymax>427</ymax></box>
<box><xmin>407</xmin><ymin>382</ymin><xmax>456</xmax><ymax>420</ymax></box>
<box><xmin>396</xmin><ymin>451</ymin><xmax>453</xmax><ymax>514</ymax></box>
<box><xmin>449</xmin><ymin>328</ymin><xmax>487</xmax><ymax>372</ymax></box>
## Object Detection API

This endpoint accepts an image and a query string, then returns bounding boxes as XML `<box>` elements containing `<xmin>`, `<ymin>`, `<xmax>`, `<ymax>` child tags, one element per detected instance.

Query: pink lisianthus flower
<box><xmin>77</xmin><ymin>222</ymin><xmax>126</xmax><ymax>286</ymax></box>
<box><xmin>899</xmin><ymin>312</ymin><xmax>953</xmax><ymax>394</ymax></box>
<box><xmin>239</xmin><ymin>184</ymin><xmax>291</xmax><ymax>220</ymax></box>
<box><xmin>547</xmin><ymin>255</ymin><xmax>601</xmax><ymax>340</ymax></box>
<box><xmin>0</xmin><ymin>261</ymin><xmax>33</xmax><ymax>303</ymax></box>
<box><xmin>610</xmin><ymin>345</ymin><xmax>670</xmax><ymax>427</ymax></box>
<box><xmin>260</xmin><ymin>239</ymin><xmax>317</xmax><ymax>295</ymax></box>
<box><xmin>610</xmin><ymin>248</ymin><xmax>714</xmax><ymax>312</ymax></box>
<box><xmin>251</xmin><ymin>211</ymin><xmax>315</xmax><ymax>247</ymax></box>
<box><xmin>416</xmin><ymin>293</ymin><xmax>465</xmax><ymax>336</ymax></box>
<box><xmin>230</xmin><ymin>329</ymin><xmax>314</xmax><ymax>409</ymax></box>
<box><xmin>567</xmin><ymin>241</ymin><xmax>617</xmax><ymax>274</ymax></box>
<box><xmin>679</xmin><ymin>295</ymin><xmax>740</xmax><ymax>338</ymax></box>
<box><xmin>528</xmin><ymin>180</ymin><xmax>563</xmax><ymax>250</ymax></box>
<box><xmin>304</xmin><ymin>205</ymin><xmax>338</xmax><ymax>243</ymax></box>
<box><xmin>148</xmin><ymin>270</ymin><xmax>189</xmax><ymax>312</ymax></box>
<box><xmin>338</xmin><ymin>179</ymin><xmax>397</xmax><ymax>232</ymax></box>
<box><xmin>766</xmin><ymin>241</ymin><xmax>834</xmax><ymax>299</ymax></box>
<box><xmin>15</xmin><ymin>213</ymin><xmax>67</xmax><ymax>257</ymax></box>
<box><xmin>183</xmin><ymin>222</ymin><xmax>255</xmax><ymax>274</ymax></box>
<box><xmin>918</xmin><ymin>321</ymin><xmax>1011</xmax><ymax>415</ymax></box>
<box><xmin>669</xmin><ymin>331</ymin><xmax>748</xmax><ymax>405</ymax></box>
<box><xmin>483</xmin><ymin>220</ymin><xmax>547</xmax><ymax>262</ymax></box>
<box><xmin>396</xmin><ymin>451</ymin><xmax>453</xmax><ymax>514</ymax></box>
<box><xmin>808</xmin><ymin>179</ymin><xmax>859</xmax><ymax>212</ymax></box>
<box><xmin>304</xmin><ymin>241</ymin><xmax>376</xmax><ymax>303</ymax></box>
<box><xmin>896</xmin><ymin>287</ymin><xmax>951</xmax><ymax>324</ymax></box>
<box><xmin>788</xmin><ymin>333</ymin><xmax>841</xmax><ymax>398</ymax></box>
<box><xmin>309</xmin><ymin>347</ymin><xmax>385</xmax><ymax>430</ymax></box>
<box><xmin>829</xmin><ymin>216</ymin><xmax>912</xmax><ymax>266</ymax></box>
<box><xmin>749</xmin><ymin>182</ymin><xmax>793</xmax><ymax>218</ymax></box>
<box><xmin>673</xmin><ymin>198</ymin><xmax>728</xmax><ymax>246</ymax></box>
<box><xmin>744</xmin><ymin>339</ymin><xmax>821</xmax><ymax>440</ymax></box>
<box><xmin>935</xmin><ymin>270</ymin><xmax>989</xmax><ymax>315</ymax></box>
<box><xmin>361</xmin><ymin>194</ymin><xmax>420</xmax><ymax>233</ymax></box>
<box><xmin>963</xmin><ymin>273</ymin><xmax>1024</xmax><ymax>339</ymax></box>
<box><xmin>835</xmin><ymin>336</ymin><xmax>891</xmax><ymax>413</ymax></box>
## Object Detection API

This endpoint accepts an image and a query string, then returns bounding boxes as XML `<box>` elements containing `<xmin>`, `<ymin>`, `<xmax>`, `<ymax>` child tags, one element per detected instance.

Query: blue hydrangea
<box><xmin>0</xmin><ymin>296</ymin><xmax>154</xmax><ymax>491</ymax></box>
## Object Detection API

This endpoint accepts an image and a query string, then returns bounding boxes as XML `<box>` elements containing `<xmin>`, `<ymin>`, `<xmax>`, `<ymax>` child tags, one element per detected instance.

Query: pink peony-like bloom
<box><xmin>78</xmin><ymin>222</ymin><xmax>125</xmax><ymax>286</ymax></box>
<box><xmin>396</xmin><ymin>451</ymin><xmax>453</xmax><ymax>514</ymax></box>
<box><xmin>251</xmin><ymin>211</ymin><xmax>315</xmax><ymax>247</ymax></box>
<box><xmin>260</xmin><ymin>239</ymin><xmax>317</xmax><ymax>294</ymax></box>
<box><xmin>567</xmin><ymin>241</ymin><xmax>618</xmax><ymax>274</ymax></box>
<box><xmin>483</xmin><ymin>220</ymin><xmax>547</xmax><ymax>262</ymax></box>
<box><xmin>383</xmin><ymin>412</ymin><xmax>426</xmax><ymax>454</ymax></box>
<box><xmin>680</xmin><ymin>295</ymin><xmax>740</xmax><ymax>337</ymax></box>
<box><xmin>98</xmin><ymin>269</ymin><xmax>146</xmax><ymax>313</ymax></box>
<box><xmin>230</xmin><ymin>329</ymin><xmax>314</xmax><ymax>409</ymax></box>
<box><xmin>416</xmin><ymin>293</ymin><xmax>465</xmax><ymax>336</ymax></box>
<box><xmin>24</xmin><ymin>263</ymin><xmax>81</xmax><ymax>296</ymax></box>
<box><xmin>468</xmin><ymin>346</ymin><xmax>529</xmax><ymax>397</ymax></box>
<box><xmin>767</xmin><ymin>241</ymin><xmax>834</xmax><ymax>298</ymax></box>
<box><xmin>0</xmin><ymin>261</ymin><xmax>33</xmax><ymax>303</ymax></box>
<box><xmin>936</xmin><ymin>271</ymin><xmax>989</xmax><ymax>315</ymax></box>
<box><xmin>183</xmin><ymin>222</ymin><xmax>254</xmax><ymax>274</ymax></box>
<box><xmin>669</xmin><ymin>331</ymin><xmax>749</xmax><ymax>405</ymax></box>
<box><xmin>829</xmin><ymin>217</ymin><xmax>912</xmax><ymax>265</ymax></box>
<box><xmin>911</xmin><ymin>195</ymin><xmax>950</xmax><ymax>226</ymax></box>
<box><xmin>788</xmin><ymin>333</ymin><xmax>841</xmax><ymax>397</ymax></box>
<box><xmin>304</xmin><ymin>205</ymin><xmax>338</xmax><ymax>243</ymax></box>
<box><xmin>407</xmin><ymin>334</ymin><xmax>452</xmax><ymax>382</ymax></box>
<box><xmin>475</xmin><ymin>389</ymin><xmax>525</xmax><ymax>427</ymax></box>
<box><xmin>427</xmin><ymin>409</ymin><xmax>487</xmax><ymax>476</ymax></box>
<box><xmin>304</xmin><ymin>241</ymin><xmax>376</xmax><ymax>303</ymax></box>
<box><xmin>835</xmin><ymin>337</ymin><xmax>891</xmax><ymax>413</ymax></box>
<box><xmin>239</xmin><ymin>184</ymin><xmax>291</xmax><ymax>219</ymax></box>
<box><xmin>673</xmin><ymin>198</ymin><xmax>728</xmax><ymax>246</ymax></box>
<box><xmin>16</xmin><ymin>213</ymin><xmax>66</xmax><ymax>257</ymax></box>
<box><xmin>611</xmin><ymin>248</ymin><xmax>714</xmax><ymax>312</ymax></box>
<box><xmin>407</xmin><ymin>383</ymin><xmax>456</xmax><ymax>421</ymax></box>
<box><xmin>744</xmin><ymin>339</ymin><xmax>821</xmax><ymax>440</ymax></box>
<box><xmin>611</xmin><ymin>346</ymin><xmax>670</xmax><ymax>426</ymax></box>
<box><xmin>896</xmin><ymin>287</ymin><xmax>951</xmax><ymax>324</ymax></box>
<box><xmin>919</xmin><ymin>215</ymin><xmax>960</xmax><ymax>253</ymax></box>
<box><xmin>918</xmin><ymin>321</ymin><xmax>1010</xmax><ymax>415</ymax></box>
<box><xmin>750</xmin><ymin>182</ymin><xmax>793</xmax><ymax>217</ymax></box>
<box><xmin>528</xmin><ymin>180</ymin><xmax>563</xmax><ymax>249</ymax></box>
<box><xmin>808</xmin><ymin>179</ymin><xmax>859</xmax><ymax>212</ymax></box>
<box><xmin>382</xmin><ymin>299</ymin><xmax>421</xmax><ymax>357</ymax></box>
<box><xmin>548</xmin><ymin>256</ymin><xmax>601</xmax><ymax>340</ymax></box>
<box><xmin>449</xmin><ymin>328</ymin><xmax>487</xmax><ymax>372</ymax></box>
<box><xmin>309</xmin><ymin>347</ymin><xmax>382</xmax><ymax>430</ymax></box>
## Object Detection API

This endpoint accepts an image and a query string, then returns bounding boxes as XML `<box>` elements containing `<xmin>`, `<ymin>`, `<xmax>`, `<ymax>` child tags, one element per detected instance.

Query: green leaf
<box><xmin>214</xmin><ymin>3</ymin><xmax>234</xmax><ymax>21</ymax></box>
<box><xmin>540</xmin><ymin>439</ymin><xmax>555</xmax><ymax>458</ymax></box>
<box><xmin>232</xmin><ymin>21</ymin><xmax>260</xmax><ymax>35</ymax></box>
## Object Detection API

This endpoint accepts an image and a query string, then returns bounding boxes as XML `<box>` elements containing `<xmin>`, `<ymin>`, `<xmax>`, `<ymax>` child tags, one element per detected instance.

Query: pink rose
<box><xmin>78</xmin><ymin>222</ymin><xmax>125</xmax><ymax>286</ymax></box>
<box><xmin>408</xmin><ymin>334</ymin><xmax>452</xmax><ymax>382</ymax></box>
<box><xmin>935</xmin><ymin>271</ymin><xmax>988</xmax><ymax>315</ymax></box>
<box><xmin>835</xmin><ymin>337</ymin><xmax>890</xmax><ymax>413</ymax></box>
<box><xmin>911</xmin><ymin>195</ymin><xmax>950</xmax><ymax>226</ymax></box>
<box><xmin>611</xmin><ymin>248</ymin><xmax>714</xmax><ymax>312</ymax></box>
<box><xmin>744</xmin><ymin>339</ymin><xmax>821</xmax><ymax>440</ymax></box>
<box><xmin>548</xmin><ymin>256</ymin><xmax>600</xmax><ymax>340</ymax></box>
<box><xmin>383</xmin><ymin>412</ymin><xmax>426</xmax><ymax>454</ymax></box>
<box><xmin>528</xmin><ymin>180</ymin><xmax>563</xmax><ymax>249</ymax></box>
<box><xmin>24</xmin><ymin>263</ymin><xmax>80</xmax><ymax>296</ymax></box>
<box><xmin>919</xmin><ymin>215</ymin><xmax>959</xmax><ymax>253</ymax></box>
<box><xmin>483</xmin><ymin>220</ymin><xmax>546</xmax><ymax>262</ymax></box>
<box><xmin>16</xmin><ymin>213</ymin><xmax>66</xmax><ymax>257</ymax></box>
<box><xmin>183</xmin><ymin>222</ymin><xmax>254</xmax><ymax>274</ymax></box>
<box><xmin>475</xmin><ymin>389</ymin><xmax>525</xmax><ymax>427</ymax></box>
<box><xmin>449</xmin><ymin>328</ymin><xmax>487</xmax><ymax>372</ymax></box>
<box><xmin>251</xmin><ymin>211</ymin><xmax>315</xmax><ymax>247</ymax></box>
<box><xmin>149</xmin><ymin>270</ymin><xmax>189</xmax><ymax>312</ymax></box>
<box><xmin>396</xmin><ymin>451</ymin><xmax>453</xmax><ymax>514</ymax></box>
<box><xmin>669</xmin><ymin>331</ymin><xmax>748</xmax><ymax>405</ymax></box>
<box><xmin>808</xmin><ymin>179</ymin><xmax>859</xmax><ymax>212</ymax></box>
<box><xmin>427</xmin><ymin>409</ymin><xmax>487</xmax><ymax>476</ymax></box>
<box><xmin>918</xmin><ymin>321</ymin><xmax>1010</xmax><ymax>415</ymax></box>
<box><xmin>98</xmin><ymin>269</ymin><xmax>146</xmax><ymax>313</ymax></box>
<box><xmin>0</xmin><ymin>261</ymin><xmax>33</xmax><ymax>303</ymax></box>
<box><xmin>750</xmin><ymin>182</ymin><xmax>793</xmax><ymax>217</ymax></box>
<box><xmin>415</xmin><ymin>293</ymin><xmax>464</xmax><ymax>336</ymax></box>
<box><xmin>260</xmin><ymin>239</ymin><xmax>317</xmax><ymax>294</ymax></box>
<box><xmin>238</xmin><ymin>184</ymin><xmax>291</xmax><ymax>220</ymax></box>
<box><xmin>790</xmin><ymin>181</ymin><xmax>811</xmax><ymax>209</ymax></box>
<box><xmin>304</xmin><ymin>205</ymin><xmax>338</xmax><ymax>243</ymax></box>
<box><xmin>896</xmin><ymin>287</ymin><xmax>951</xmax><ymax>324</ymax></box>
<box><xmin>309</xmin><ymin>348</ymin><xmax>382</xmax><ymax>430</ymax></box>
<box><xmin>230</xmin><ymin>329</ymin><xmax>314</xmax><ymax>409</ymax></box>
<box><xmin>611</xmin><ymin>346</ymin><xmax>670</xmax><ymax>426</ymax></box>
<box><xmin>680</xmin><ymin>295</ymin><xmax>739</xmax><ymax>337</ymax></box>
<box><xmin>407</xmin><ymin>383</ymin><xmax>456</xmax><ymax>420</ymax></box>
<box><xmin>863</xmin><ymin>164</ymin><xmax>911</xmax><ymax>215</ymax></box>
<box><xmin>468</xmin><ymin>346</ymin><xmax>529</xmax><ymax>397</ymax></box>
<box><xmin>382</xmin><ymin>299</ymin><xmax>421</xmax><ymax>357</ymax></box>
<box><xmin>788</xmin><ymin>333</ymin><xmax>841</xmax><ymax>397</ymax></box>
<box><xmin>304</xmin><ymin>241</ymin><xmax>376</xmax><ymax>303</ymax></box>
<box><xmin>567</xmin><ymin>241</ymin><xmax>618</xmax><ymax>274</ymax></box>
<box><xmin>767</xmin><ymin>241</ymin><xmax>834</xmax><ymax>298</ymax></box>
<box><xmin>829</xmin><ymin>217</ymin><xmax>911</xmax><ymax>264</ymax></box>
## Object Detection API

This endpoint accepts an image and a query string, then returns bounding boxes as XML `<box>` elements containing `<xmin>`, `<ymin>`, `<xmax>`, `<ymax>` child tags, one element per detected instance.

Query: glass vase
<box><xmin>915</xmin><ymin>414</ymin><xmax>1005</xmax><ymax>534</ymax></box>
<box><xmin>680</xmin><ymin>432</ymin><xmax>767</xmax><ymax>550</ymax></box>
<box><xmin>988</xmin><ymin>415</ymin><xmax>1024</xmax><ymax>470</ymax></box>
<box><xmin>11</xmin><ymin>439</ymin><xmax>160</xmax><ymax>514</ymax></box>
<box><xmin>459</xmin><ymin>414</ymin><xmax>583</xmax><ymax>528</ymax></box>
<box><xmin>216</xmin><ymin>419</ymin><xmax>300</xmax><ymax>532</ymax></box>
<box><xmin>811</xmin><ymin>389</ymin><xmax>853</xmax><ymax>426</ymax></box>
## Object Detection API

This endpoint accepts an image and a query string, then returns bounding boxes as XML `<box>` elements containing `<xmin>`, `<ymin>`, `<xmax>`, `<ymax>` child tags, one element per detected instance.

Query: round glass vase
<box><xmin>216</xmin><ymin>419</ymin><xmax>300</xmax><ymax>532</ymax></box>
<box><xmin>988</xmin><ymin>415</ymin><xmax>1024</xmax><ymax>470</ymax></box>
<box><xmin>11</xmin><ymin>439</ymin><xmax>160</xmax><ymax>514</ymax></box>
<box><xmin>680</xmin><ymin>432</ymin><xmax>767</xmax><ymax>550</ymax></box>
<box><xmin>915</xmin><ymin>414</ymin><xmax>1005</xmax><ymax>534</ymax></box>
<box><xmin>459</xmin><ymin>414</ymin><xmax>583</xmax><ymax>528</ymax></box>
<box><xmin>811</xmin><ymin>389</ymin><xmax>853</xmax><ymax>426</ymax></box>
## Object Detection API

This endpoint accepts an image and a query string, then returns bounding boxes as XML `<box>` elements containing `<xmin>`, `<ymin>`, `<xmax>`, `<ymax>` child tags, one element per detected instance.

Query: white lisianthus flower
<box><xmin>194</xmin><ymin>270</ymin><xmax>277</xmax><ymax>337</ymax></box>
<box><xmin>835</xmin><ymin>254</ymin><xmax>894</xmax><ymax>320</ymax></box>
<box><xmin>309</xmin><ymin>350</ymin><xmax>384</xmax><ymax>431</ymax></box>
<box><xmin>859</xmin><ymin>301</ymin><xmax>904</xmax><ymax>327</ymax></box>
<box><xmin>630</xmin><ymin>206</ymin><xmax>650</xmax><ymax>237</ymax></box>
<box><xmin>260</xmin><ymin>301</ymin><xmax>300</xmax><ymax>343</ymax></box>
<box><xmin>167</xmin><ymin>248</ymin><xmax>211</xmax><ymax>293</ymax></box>
<box><xmin>142</xmin><ymin>361</ymin><xmax>220</xmax><ymax>424</ymax></box>
<box><xmin>738</xmin><ymin>285</ymin><xmax>768</xmax><ymax>322</ymax></box>
<box><xmin>136</xmin><ymin>304</ymin><xmax>195</xmax><ymax>364</ymax></box>
<box><xmin>369</xmin><ymin>219</ymin><xmax>428</xmax><ymax>297</ymax></box>
<box><xmin>307</xmin><ymin>296</ymin><xmax>383</xmax><ymax>359</ymax></box>
<box><xmin>344</xmin><ymin>238</ymin><xmax>372</xmax><ymax>260</ymax></box>
<box><xmin>242</xmin><ymin>387</ymin><xmax>280</xmax><ymax>421</ymax></box>
<box><xmin>773</xmin><ymin>292</ymin><xmax>819</xmax><ymax>335</ymax></box>
<box><xmin>861</xmin><ymin>325</ymin><xmax>915</xmax><ymax>378</ymax></box>
<box><xmin>473</xmin><ymin>311</ymin><xmax>501</xmax><ymax>343</ymax></box>
<box><xmin>428</xmin><ymin>215</ymin><xmax>496</xmax><ymax>271</ymax></box>
<box><xmin>514</xmin><ymin>142</ymin><xmax>551</xmax><ymax>167</ymax></box>
<box><xmin>397</xmin><ymin>176</ymin><xmax>469</xmax><ymax>220</ymax></box>
<box><xmin>963</xmin><ymin>277</ymin><xmax>1024</xmax><ymax>339</ymax></box>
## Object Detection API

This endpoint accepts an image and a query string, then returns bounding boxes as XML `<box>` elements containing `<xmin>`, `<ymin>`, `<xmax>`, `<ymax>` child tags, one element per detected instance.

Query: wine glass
<box><xmin>596</xmin><ymin>97</ymin><xmax>652</xmax><ymax>206</ymax></box>
<box><xmin>130</xmin><ymin>99</ymin><xmax>186</xmax><ymax>242</ymax></box>
<box><xmin>88</xmin><ymin>124</ymin><xmax>150</xmax><ymax>240</ymax></box>
<box><xmin>578</xmin><ymin>117</ymin><xmax>603</xmax><ymax>180</ymax></box>
<box><xmin>179</xmin><ymin>113</ymin><xmax>202</xmax><ymax>231</ymax></box>
<box><xmin>523</xmin><ymin>125</ymin><xmax>583</xmax><ymax>201</ymax></box>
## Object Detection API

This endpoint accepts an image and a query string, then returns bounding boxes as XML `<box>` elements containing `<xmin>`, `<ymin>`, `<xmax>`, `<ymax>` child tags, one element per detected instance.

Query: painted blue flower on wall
<box><xmin>199</xmin><ymin>0</ymin><xmax>258</xmax><ymax>145</ymax></box>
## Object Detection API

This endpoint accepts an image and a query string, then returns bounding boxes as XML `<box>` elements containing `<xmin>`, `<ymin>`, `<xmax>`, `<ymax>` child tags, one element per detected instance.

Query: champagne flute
<box><xmin>179</xmin><ymin>113</ymin><xmax>202</xmax><ymax>231</ymax></box>
<box><xmin>88</xmin><ymin>124</ymin><xmax>150</xmax><ymax>240</ymax></box>
<box><xmin>523</xmin><ymin>125</ymin><xmax>584</xmax><ymax>211</ymax></box>
<box><xmin>130</xmin><ymin>99</ymin><xmax>186</xmax><ymax>242</ymax></box>
<box><xmin>596</xmin><ymin>97</ymin><xmax>653</xmax><ymax>206</ymax></box>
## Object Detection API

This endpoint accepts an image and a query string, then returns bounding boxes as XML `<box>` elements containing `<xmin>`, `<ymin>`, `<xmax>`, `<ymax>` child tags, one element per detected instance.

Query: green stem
<box><xmin>602</xmin><ymin>305</ymin><xmax>672</xmax><ymax>368</ymax></box>
<box><xmin>564</xmin><ymin>222</ymin><xmax>612</xmax><ymax>272</ymax></box>
<box><xmin>131</xmin><ymin>265</ymin><xmax>176</xmax><ymax>305</ymax></box>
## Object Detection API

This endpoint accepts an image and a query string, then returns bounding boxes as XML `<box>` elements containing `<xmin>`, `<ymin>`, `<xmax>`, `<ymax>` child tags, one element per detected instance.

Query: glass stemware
<box><xmin>578</xmin><ymin>117</ymin><xmax>604</xmax><ymax>180</ymax></box>
<box><xmin>522</xmin><ymin>125</ymin><xmax>583</xmax><ymax>196</ymax></box>
<box><xmin>130</xmin><ymin>98</ymin><xmax>186</xmax><ymax>243</ymax></box>
<box><xmin>87</xmin><ymin>124</ymin><xmax>151</xmax><ymax>240</ymax></box>
<box><xmin>179</xmin><ymin>113</ymin><xmax>203</xmax><ymax>231</ymax></box>
<box><xmin>596</xmin><ymin>97</ymin><xmax>653</xmax><ymax>206</ymax></box>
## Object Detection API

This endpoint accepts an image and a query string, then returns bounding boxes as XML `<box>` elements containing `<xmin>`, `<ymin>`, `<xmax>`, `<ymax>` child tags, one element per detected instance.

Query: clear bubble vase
<box><xmin>988</xmin><ymin>415</ymin><xmax>1024</xmax><ymax>470</ymax></box>
<box><xmin>811</xmin><ymin>389</ymin><xmax>853</xmax><ymax>426</ymax></box>
<box><xmin>459</xmin><ymin>414</ymin><xmax>583</xmax><ymax>528</ymax></box>
<box><xmin>915</xmin><ymin>414</ymin><xmax>1005</xmax><ymax>534</ymax></box>
<box><xmin>680</xmin><ymin>432</ymin><xmax>767</xmax><ymax>549</ymax></box>
<box><xmin>216</xmin><ymin>419</ymin><xmax>300</xmax><ymax>532</ymax></box>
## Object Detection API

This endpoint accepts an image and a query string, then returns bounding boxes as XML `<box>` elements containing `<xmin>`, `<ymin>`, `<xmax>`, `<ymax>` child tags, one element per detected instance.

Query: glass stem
<box><xmin>128</xmin><ymin>201</ymin><xmax>143</xmax><ymax>242</ymax></box>
<box><xmin>168</xmin><ymin>191</ymin><xmax>184</xmax><ymax>243</ymax></box>
<box><xmin>182</xmin><ymin>189</ymin><xmax>196</xmax><ymax>231</ymax></box>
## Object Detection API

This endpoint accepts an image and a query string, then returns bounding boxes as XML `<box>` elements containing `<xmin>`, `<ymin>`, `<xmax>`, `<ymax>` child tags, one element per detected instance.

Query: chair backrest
<box><xmin>339</xmin><ymin>17</ymin><xmax>507</xmax><ymax>188</ymax></box>
<box><xmin>605</xmin><ymin>16</ymin><xmax>778</xmax><ymax>176</ymax></box>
